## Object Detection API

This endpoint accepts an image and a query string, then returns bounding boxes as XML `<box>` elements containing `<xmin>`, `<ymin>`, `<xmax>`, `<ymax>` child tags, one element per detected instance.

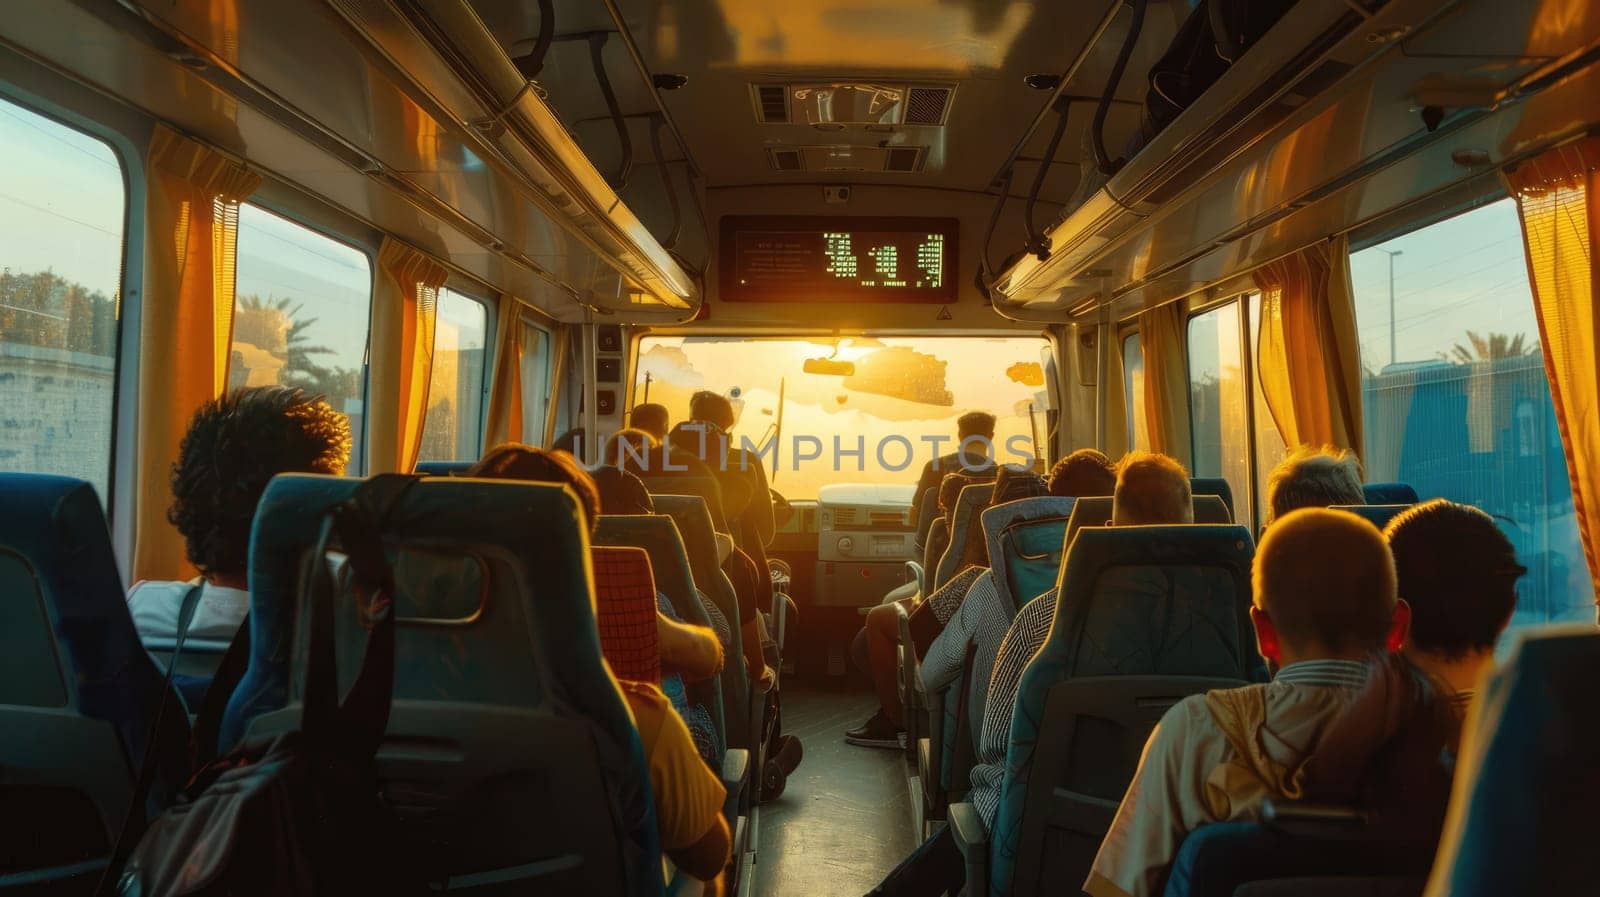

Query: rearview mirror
<box><xmin>803</xmin><ymin>357</ymin><xmax>856</xmax><ymax>376</ymax></box>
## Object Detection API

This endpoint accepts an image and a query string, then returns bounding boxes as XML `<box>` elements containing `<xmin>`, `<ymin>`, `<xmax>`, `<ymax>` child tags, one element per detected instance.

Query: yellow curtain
<box><xmin>483</xmin><ymin>296</ymin><xmax>526</xmax><ymax>449</ymax></box>
<box><xmin>132</xmin><ymin>127</ymin><xmax>260</xmax><ymax>582</ymax></box>
<box><xmin>1503</xmin><ymin>137</ymin><xmax>1600</xmax><ymax>597</ymax></box>
<box><xmin>1103</xmin><ymin>328</ymin><xmax>1130</xmax><ymax>459</ymax></box>
<box><xmin>1252</xmin><ymin>237</ymin><xmax>1365</xmax><ymax>458</ymax></box>
<box><xmin>369</xmin><ymin>238</ymin><xmax>449</xmax><ymax>473</ymax></box>
<box><xmin>1139</xmin><ymin>302</ymin><xmax>1193</xmax><ymax>469</ymax></box>
<box><xmin>545</xmin><ymin>325</ymin><xmax>571</xmax><ymax>446</ymax></box>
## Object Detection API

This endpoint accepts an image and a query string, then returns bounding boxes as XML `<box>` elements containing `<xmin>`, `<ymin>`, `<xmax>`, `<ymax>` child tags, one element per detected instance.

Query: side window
<box><xmin>1122</xmin><ymin>332</ymin><xmax>1150</xmax><ymax>451</ymax></box>
<box><xmin>1187</xmin><ymin>301</ymin><xmax>1251</xmax><ymax>517</ymax></box>
<box><xmin>231</xmin><ymin>204</ymin><xmax>372</xmax><ymax>470</ymax></box>
<box><xmin>519</xmin><ymin>320</ymin><xmax>553</xmax><ymax>444</ymax></box>
<box><xmin>0</xmin><ymin>98</ymin><xmax>126</xmax><ymax>505</ymax></box>
<box><xmin>1350</xmin><ymin>198</ymin><xmax>1594</xmax><ymax>635</ymax></box>
<box><xmin>420</xmin><ymin>288</ymin><xmax>489</xmax><ymax>462</ymax></box>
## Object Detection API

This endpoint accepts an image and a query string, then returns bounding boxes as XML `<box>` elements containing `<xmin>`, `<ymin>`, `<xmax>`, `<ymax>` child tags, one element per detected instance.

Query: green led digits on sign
<box><xmin>824</xmin><ymin>231</ymin><xmax>943</xmax><ymax>289</ymax></box>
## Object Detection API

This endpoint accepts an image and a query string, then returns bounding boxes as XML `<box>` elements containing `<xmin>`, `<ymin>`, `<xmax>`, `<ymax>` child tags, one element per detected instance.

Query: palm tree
<box><xmin>1448</xmin><ymin>331</ymin><xmax>1536</xmax><ymax>364</ymax></box>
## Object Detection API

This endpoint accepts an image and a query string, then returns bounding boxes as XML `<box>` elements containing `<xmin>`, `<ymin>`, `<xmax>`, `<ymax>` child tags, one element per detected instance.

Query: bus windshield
<box><xmin>634</xmin><ymin>335</ymin><xmax>1054</xmax><ymax>500</ymax></box>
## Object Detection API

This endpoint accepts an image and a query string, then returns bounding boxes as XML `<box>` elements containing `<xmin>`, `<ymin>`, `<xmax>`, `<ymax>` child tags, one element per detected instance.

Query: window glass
<box><xmin>0</xmin><ymin>99</ymin><xmax>125</xmax><ymax>504</ymax></box>
<box><xmin>519</xmin><ymin>321</ymin><xmax>552</xmax><ymax>444</ymax></box>
<box><xmin>634</xmin><ymin>335</ymin><xmax>1053</xmax><ymax>500</ymax></box>
<box><xmin>1188</xmin><ymin>301</ymin><xmax>1251</xmax><ymax>517</ymax></box>
<box><xmin>1123</xmin><ymin>332</ymin><xmax>1150</xmax><ymax>451</ymax></box>
<box><xmin>1351</xmin><ymin>198</ymin><xmax>1593</xmax><ymax>634</ymax></box>
<box><xmin>230</xmin><ymin>204</ymin><xmax>371</xmax><ymax>468</ymax></box>
<box><xmin>1247</xmin><ymin>293</ymin><xmax>1288</xmax><ymax>525</ymax></box>
<box><xmin>420</xmin><ymin>289</ymin><xmax>488</xmax><ymax>462</ymax></box>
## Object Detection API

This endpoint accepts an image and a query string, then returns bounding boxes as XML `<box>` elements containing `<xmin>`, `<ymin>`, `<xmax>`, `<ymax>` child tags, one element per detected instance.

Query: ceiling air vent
<box><xmin>884</xmin><ymin>146</ymin><xmax>924</xmax><ymax>172</ymax></box>
<box><xmin>754</xmin><ymin>85</ymin><xmax>790</xmax><ymax>123</ymax></box>
<box><xmin>904</xmin><ymin>86</ymin><xmax>953</xmax><ymax>125</ymax></box>
<box><xmin>768</xmin><ymin>148</ymin><xmax>803</xmax><ymax>171</ymax></box>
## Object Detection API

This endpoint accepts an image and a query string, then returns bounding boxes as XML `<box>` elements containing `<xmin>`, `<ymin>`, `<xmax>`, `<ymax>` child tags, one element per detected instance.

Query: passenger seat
<box><xmin>0</xmin><ymin>474</ymin><xmax>191</xmax><ymax>890</ymax></box>
<box><xmin>228</xmin><ymin>474</ymin><xmax>666</xmax><ymax>897</ymax></box>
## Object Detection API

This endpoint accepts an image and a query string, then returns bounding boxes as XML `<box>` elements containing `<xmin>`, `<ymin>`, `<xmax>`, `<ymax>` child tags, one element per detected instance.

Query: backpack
<box><xmin>103</xmin><ymin>475</ymin><xmax>423</xmax><ymax>897</ymax></box>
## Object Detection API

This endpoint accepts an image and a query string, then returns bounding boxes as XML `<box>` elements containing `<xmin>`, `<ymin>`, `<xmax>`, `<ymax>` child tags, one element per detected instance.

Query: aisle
<box><xmin>753</xmin><ymin>684</ymin><xmax>917</xmax><ymax>896</ymax></box>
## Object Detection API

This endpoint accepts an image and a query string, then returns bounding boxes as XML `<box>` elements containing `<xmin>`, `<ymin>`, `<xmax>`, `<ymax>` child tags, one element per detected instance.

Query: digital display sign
<box><xmin>719</xmin><ymin>216</ymin><xmax>959</xmax><ymax>303</ymax></box>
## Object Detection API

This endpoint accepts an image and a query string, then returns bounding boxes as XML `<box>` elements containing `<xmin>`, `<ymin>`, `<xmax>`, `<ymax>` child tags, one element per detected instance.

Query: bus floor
<box><xmin>754</xmin><ymin>681</ymin><xmax>917</xmax><ymax>896</ymax></box>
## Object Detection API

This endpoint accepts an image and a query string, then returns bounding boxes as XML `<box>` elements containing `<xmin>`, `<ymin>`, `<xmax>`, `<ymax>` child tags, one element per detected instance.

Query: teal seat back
<box><xmin>1362</xmin><ymin>482</ymin><xmax>1418</xmax><ymax>505</ymax></box>
<box><xmin>985</xmin><ymin>497</ymin><xmax>1077</xmax><ymax>616</ymax></box>
<box><xmin>1194</xmin><ymin>494</ymin><xmax>1231</xmax><ymax>523</ymax></box>
<box><xmin>1189</xmin><ymin>477</ymin><xmax>1235</xmax><ymax>521</ymax></box>
<box><xmin>935</xmin><ymin>484</ymin><xmax>993</xmax><ymax>588</ymax></box>
<box><xmin>998</xmin><ymin>515</ymin><xmax>1071</xmax><ymax>615</ymax></box>
<box><xmin>1331</xmin><ymin>504</ymin><xmax>1411</xmax><ymax>529</ymax></box>
<box><xmin>1064</xmin><ymin>496</ymin><xmax>1114</xmax><ymax>547</ymax></box>
<box><xmin>414</xmin><ymin>460</ymin><xmax>475</xmax><ymax>477</ymax></box>
<box><xmin>630</xmin><ymin>498</ymin><xmax>750</xmax><ymax>751</ymax></box>
<box><xmin>232</xmin><ymin>475</ymin><xmax>663</xmax><ymax>897</ymax></box>
<box><xmin>1427</xmin><ymin>627</ymin><xmax>1599</xmax><ymax>897</ymax></box>
<box><xmin>990</xmin><ymin>524</ymin><xmax>1259</xmax><ymax>897</ymax></box>
<box><xmin>640</xmin><ymin>474</ymin><xmax>729</xmax><ymax>533</ymax></box>
<box><xmin>1</xmin><ymin>473</ymin><xmax>191</xmax><ymax>885</ymax></box>
<box><xmin>1066</xmin><ymin>495</ymin><xmax>1230</xmax><ymax>547</ymax></box>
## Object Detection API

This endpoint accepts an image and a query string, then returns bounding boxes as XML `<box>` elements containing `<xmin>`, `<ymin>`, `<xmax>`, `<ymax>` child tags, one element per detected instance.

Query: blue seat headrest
<box><xmin>1362</xmin><ymin>482</ymin><xmax>1418</xmax><ymax>505</ymax></box>
<box><xmin>413</xmin><ymin>460</ymin><xmax>475</xmax><ymax>477</ymax></box>
<box><xmin>1330</xmin><ymin>504</ymin><xmax>1411</xmax><ymax>530</ymax></box>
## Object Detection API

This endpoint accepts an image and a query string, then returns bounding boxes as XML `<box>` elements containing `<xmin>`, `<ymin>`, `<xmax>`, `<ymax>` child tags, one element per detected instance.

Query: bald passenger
<box><xmin>1085</xmin><ymin>509</ymin><xmax>1411</xmax><ymax>897</ymax></box>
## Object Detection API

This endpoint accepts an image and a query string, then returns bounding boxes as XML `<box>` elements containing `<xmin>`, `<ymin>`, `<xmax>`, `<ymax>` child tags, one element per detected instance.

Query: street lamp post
<box><xmin>1379</xmin><ymin>249</ymin><xmax>1403</xmax><ymax>367</ymax></box>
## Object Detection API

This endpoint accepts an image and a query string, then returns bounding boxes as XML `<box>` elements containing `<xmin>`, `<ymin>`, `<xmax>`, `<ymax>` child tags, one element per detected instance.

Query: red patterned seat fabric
<box><xmin>591</xmin><ymin>546</ymin><xmax>661</xmax><ymax>684</ymax></box>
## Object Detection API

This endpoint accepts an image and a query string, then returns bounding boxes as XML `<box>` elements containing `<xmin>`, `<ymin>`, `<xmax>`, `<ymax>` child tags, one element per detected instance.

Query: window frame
<box><xmin>421</xmin><ymin>283</ymin><xmax>494</xmax><ymax>462</ymax></box>
<box><xmin>518</xmin><ymin>315</ymin><xmax>556</xmax><ymax>446</ymax></box>
<box><xmin>232</xmin><ymin>194</ymin><xmax>378</xmax><ymax>473</ymax></box>
<box><xmin>1185</xmin><ymin>292</ymin><xmax>1276</xmax><ymax>533</ymax></box>
<box><xmin>0</xmin><ymin>78</ymin><xmax>142</xmax><ymax>528</ymax></box>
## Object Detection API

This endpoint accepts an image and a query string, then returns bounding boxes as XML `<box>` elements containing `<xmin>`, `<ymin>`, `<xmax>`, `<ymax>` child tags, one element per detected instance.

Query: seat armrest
<box><xmin>1261</xmin><ymin>799</ymin><xmax>1369</xmax><ymax>837</ymax></box>
<box><xmin>948</xmin><ymin>801</ymin><xmax>989</xmax><ymax>897</ymax></box>
<box><xmin>721</xmin><ymin>747</ymin><xmax>750</xmax><ymax>793</ymax></box>
<box><xmin>905</xmin><ymin>560</ymin><xmax>925</xmax><ymax>595</ymax></box>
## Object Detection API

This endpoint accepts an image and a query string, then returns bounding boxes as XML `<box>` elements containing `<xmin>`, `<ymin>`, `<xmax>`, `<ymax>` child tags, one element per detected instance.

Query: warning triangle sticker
<box><xmin>936</xmin><ymin>306</ymin><xmax>953</xmax><ymax>321</ymax></box>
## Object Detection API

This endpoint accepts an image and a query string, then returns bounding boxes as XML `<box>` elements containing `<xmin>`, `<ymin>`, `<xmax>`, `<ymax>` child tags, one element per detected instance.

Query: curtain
<box><xmin>132</xmin><ymin>126</ymin><xmax>261</xmax><ymax>582</ymax></box>
<box><xmin>1503</xmin><ymin>137</ymin><xmax>1600</xmax><ymax>602</ymax></box>
<box><xmin>1138</xmin><ymin>302</ymin><xmax>1193</xmax><ymax>469</ymax></box>
<box><xmin>368</xmin><ymin>238</ymin><xmax>449</xmax><ymax>473</ymax></box>
<box><xmin>1252</xmin><ymin>237</ymin><xmax>1365</xmax><ymax>458</ymax></box>
<box><xmin>1103</xmin><ymin>328</ymin><xmax>1130</xmax><ymax>460</ymax></box>
<box><xmin>483</xmin><ymin>297</ymin><xmax>526</xmax><ymax>449</ymax></box>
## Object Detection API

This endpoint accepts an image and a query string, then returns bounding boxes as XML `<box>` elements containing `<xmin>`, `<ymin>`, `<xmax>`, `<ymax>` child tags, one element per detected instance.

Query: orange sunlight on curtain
<box><xmin>1504</xmin><ymin>137</ymin><xmax>1600</xmax><ymax>602</ymax></box>
<box><xmin>483</xmin><ymin>298</ymin><xmax>526</xmax><ymax>449</ymax></box>
<box><xmin>1103</xmin><ymin>329</ymin><xmax>1129</xmax><ymax>460</ymax></box>
<box><xmin>369</xmin><ymin>238</ymin><xmax>449</xmax><ymax>473</ymax></box>
<box><xmin>1252</xmin><ymin>237</ymin><xmax>1364</xmax><ymax>459</ymax></box>
<box><xmin>1138</xmin><ymin>302</ymin><xmax>1193</xmax><ymax>469</ymax></box>
<box><xmin>133</xmin><ymin>126</ymin><xmax>261</xmax><ymax>582</ymax></box>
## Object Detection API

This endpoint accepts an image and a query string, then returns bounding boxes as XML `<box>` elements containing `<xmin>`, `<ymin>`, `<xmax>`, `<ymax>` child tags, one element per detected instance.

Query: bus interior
<box><xmin>2</xmin><ymin>0</ymin><xmax>1597</xmax><ymax>895</ymax></box>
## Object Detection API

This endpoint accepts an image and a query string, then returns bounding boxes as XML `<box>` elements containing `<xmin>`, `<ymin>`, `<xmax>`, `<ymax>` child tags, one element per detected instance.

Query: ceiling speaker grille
<box><xmin>768</xmin><ymin>148</ymin><xmax>803</xmax><ymax>171</ymax></box>
<box><xmin>885</xmin><ymin>147</ymin><xmax>923</xmax><ymax>172</ymax></box>
<box><xmin>755</xmin><ymin>85</ymin><xmax>789</xmax><ymax>123</ymax></box>
<box><xmin>904</xmin><ymin>87</ymin><xmax>952</xmax><ymax>125</ymax></box>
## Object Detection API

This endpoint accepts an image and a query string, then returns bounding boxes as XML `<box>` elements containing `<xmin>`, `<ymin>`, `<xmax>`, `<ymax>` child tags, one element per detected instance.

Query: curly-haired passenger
<box><xmin>128</xmin><ymin>386</ymin><xmax>350</xmax><ymax>646</ymax></box>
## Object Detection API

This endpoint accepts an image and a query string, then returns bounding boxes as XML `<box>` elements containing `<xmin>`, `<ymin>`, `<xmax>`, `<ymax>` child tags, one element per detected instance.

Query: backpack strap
<box><xmin>96</xmin><ymin>583</ymin><xmax>204</xmax><ymax>895</ymax></box>
<box><xmin>302</xmin><ymin>474</ymin><xmax>417</xmax><ymax>766</ymax></box>
<box><xmin>190</xmin><ymin>615</ymin><xmax>252</xmax><ymax>771</ymax></box>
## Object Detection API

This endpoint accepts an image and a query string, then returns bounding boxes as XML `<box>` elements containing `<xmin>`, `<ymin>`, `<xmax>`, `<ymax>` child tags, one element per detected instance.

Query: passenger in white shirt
<box><xmin>127</xmin><ymin>385</ymin><xmax>352</xmax><ymax>644</ymax></box>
